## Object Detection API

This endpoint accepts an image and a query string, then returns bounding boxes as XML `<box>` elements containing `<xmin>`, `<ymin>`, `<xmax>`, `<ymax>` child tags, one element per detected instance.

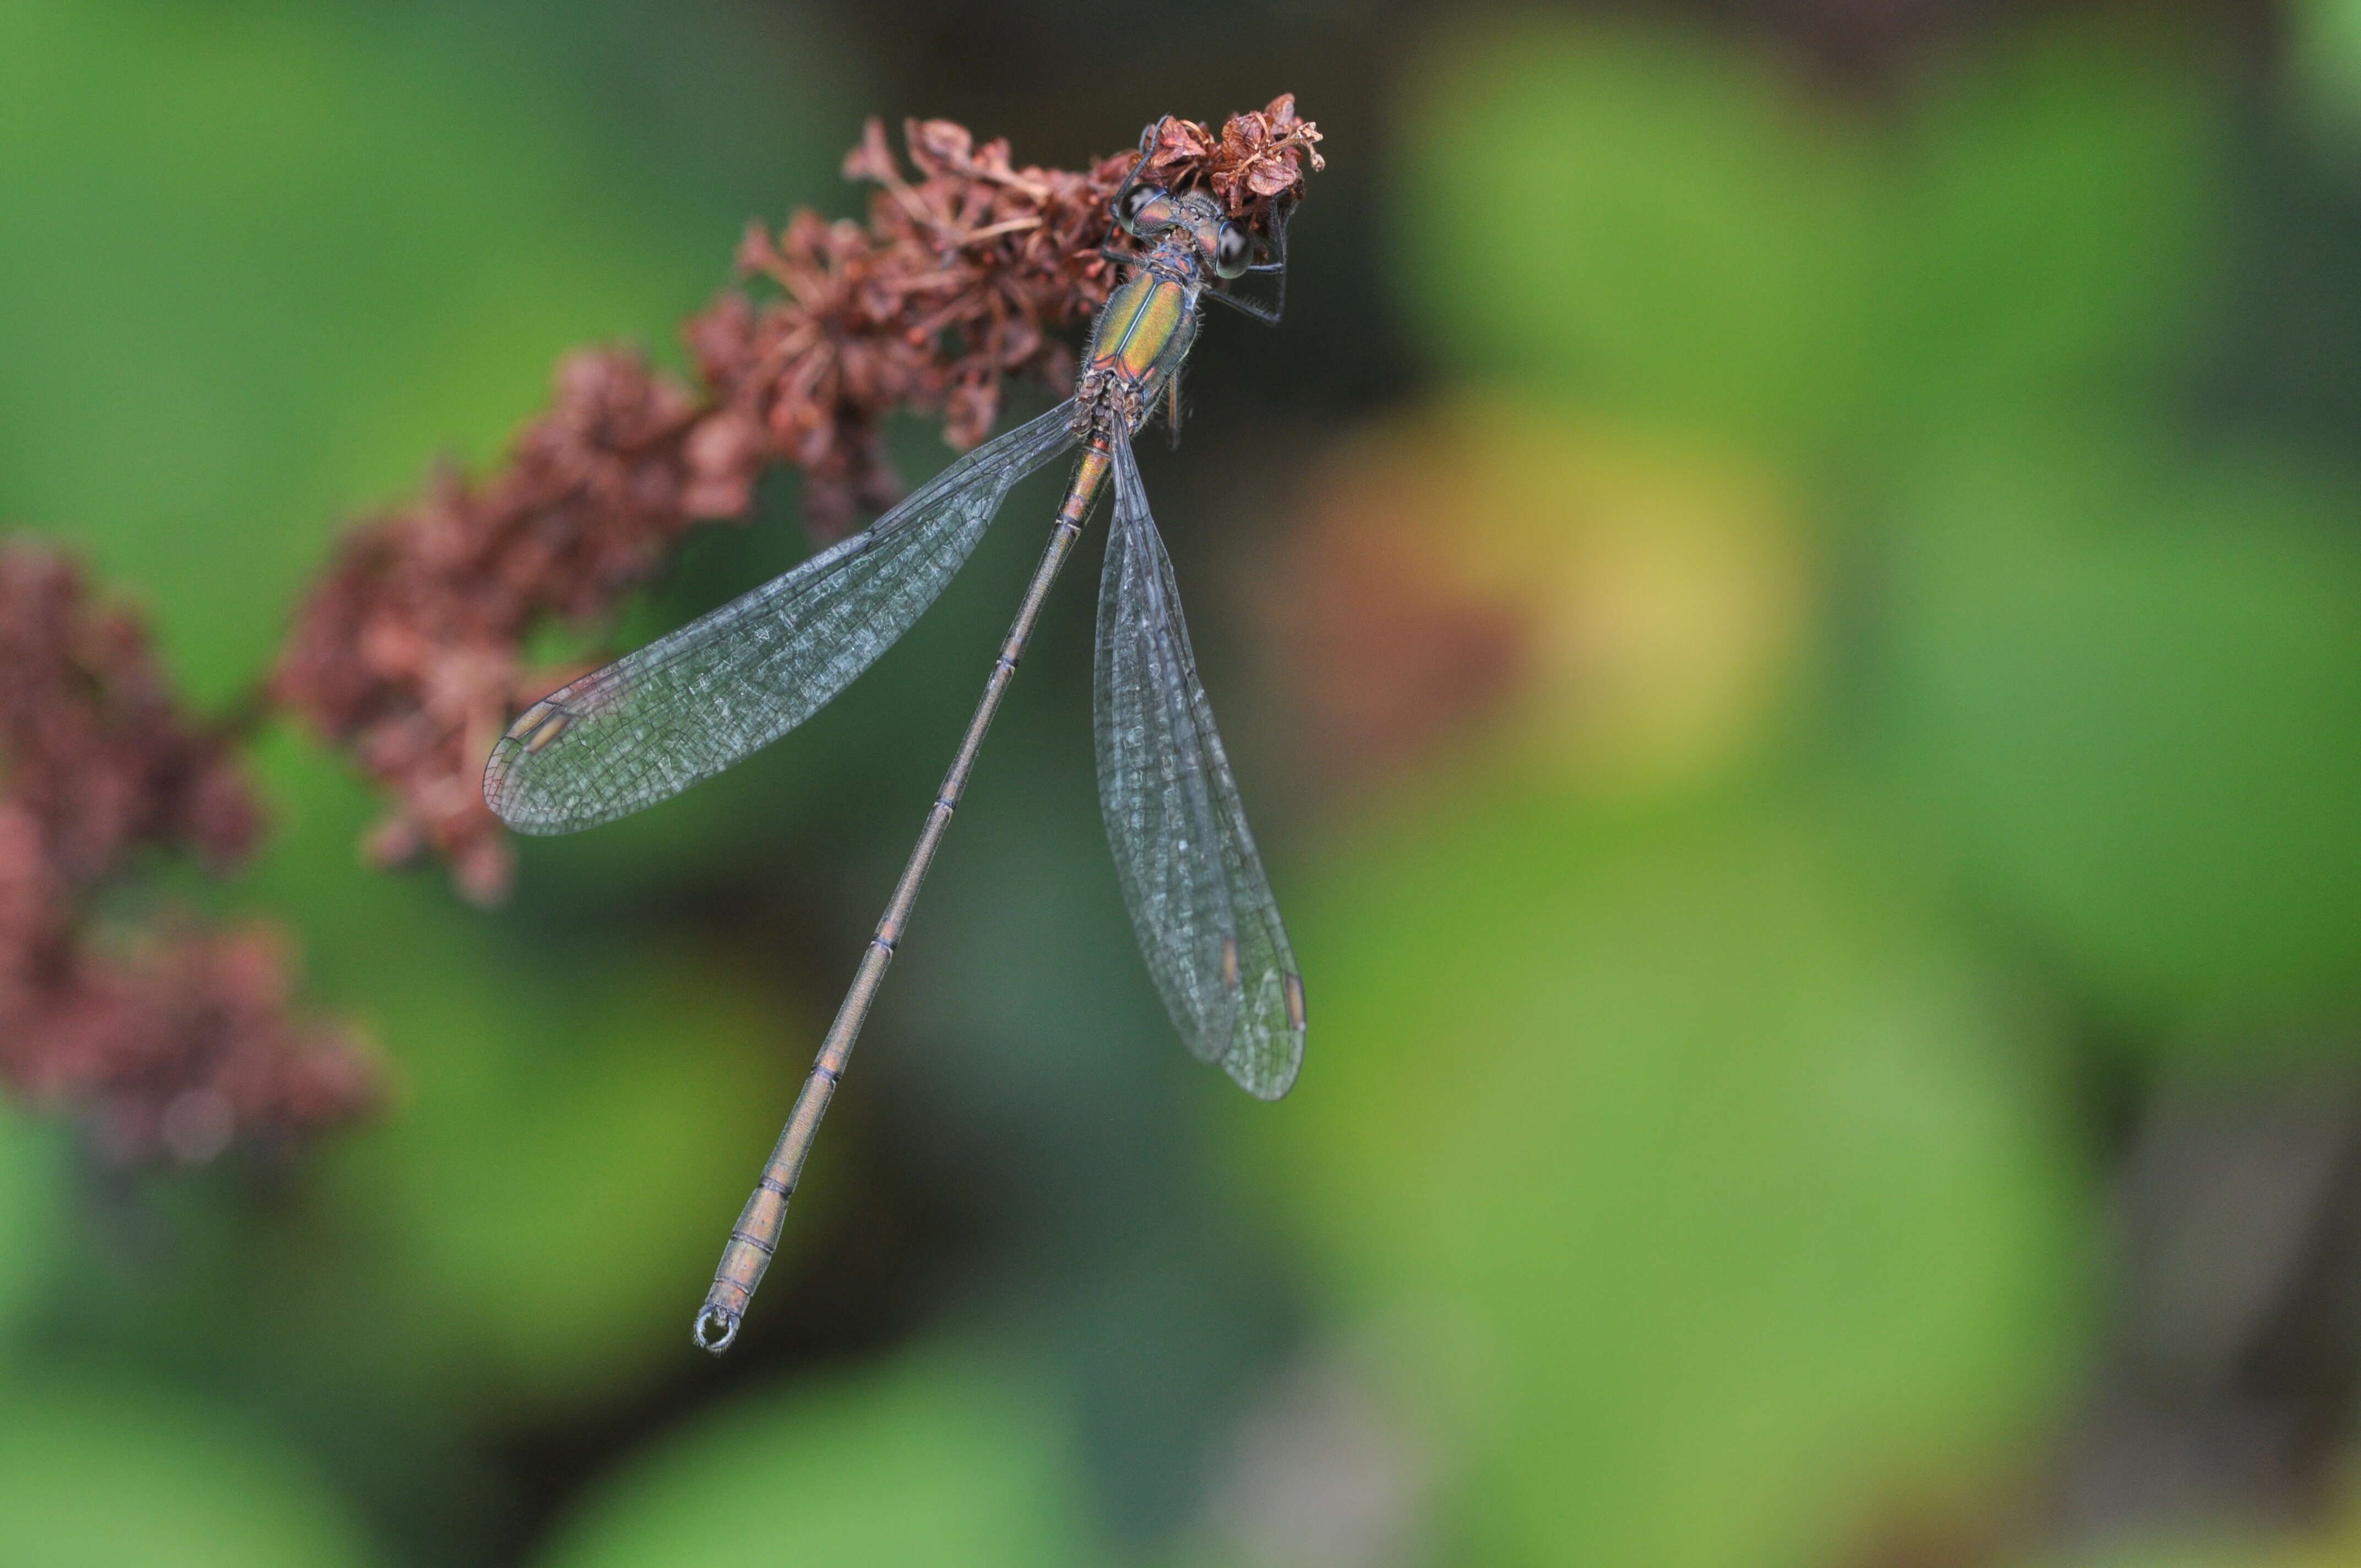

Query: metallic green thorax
<box><xmin>1094</xmin><ymin>273</ymin><xmax>1196</xmax><ymax>386</ymax></box>
<box><xmin>1071</xmin><ymin>187</ymin><xmax>1226</xmax><ymax>445</ymax></box>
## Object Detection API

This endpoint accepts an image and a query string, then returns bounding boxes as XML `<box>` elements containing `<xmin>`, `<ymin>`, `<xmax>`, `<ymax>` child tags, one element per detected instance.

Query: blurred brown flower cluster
<box><xmin>274</xmin><ymin>350</ymin><xmax>710</xmax><ymax>902</ymax></box>
<box><xmin>0</xmin><ymin>542</ymin><xmax>379</xmax><ymax>1167</ymax></box>
<box><xmin>274</xmin><ymin>99</ymin><xmax>1319</xmax><ymax>903</ymax></box>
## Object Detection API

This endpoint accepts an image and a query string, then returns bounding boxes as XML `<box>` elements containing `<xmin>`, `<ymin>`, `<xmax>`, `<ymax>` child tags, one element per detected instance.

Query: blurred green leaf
<box><xmin>1397</xmin><ymin>15</ymin><xmax>2225</xmax><ymax>449</ymax></box>
<box><xmin>0</xmin><ymin>1106</ymin><xmax>65</xmax><ymax>1358</ymax></box>
<box><xmin>531</xmin><ymin>1350</ymin><xmax>1105</xmax><ymax>1568</ymax></box>
<box><xmin>1878</xmin><ymin>439</ymin><xmax>2361</xmax><ymax>1040</ymax></box>
<box><xmin>1250</xmin><ymin>783</ymin><xmax>2088</xmax><ymax>1567</ymax></box>
<box><xmin>1396</xmin><ymin>18</ymin><xmax>1881</xmax><ymax>443</ymax></box>
<box><xmin>331</xmin><ymin>937</ymin><xmax>802</xmax><ymax>1404</ymax></box>
<box><xmin>0</xmin><ymin>1375</ymin><xmax>378</xmax><ymax>1566</ymax></box>
<box><xmin>1886</xmin><ymin>25</ymin><xmax>2226</xmax><ymax>427</ymax></box>
<box><xmin>2291</xmin><ymin>0</ymin><xmax>2361</xmax><ymax>132</ymax></box>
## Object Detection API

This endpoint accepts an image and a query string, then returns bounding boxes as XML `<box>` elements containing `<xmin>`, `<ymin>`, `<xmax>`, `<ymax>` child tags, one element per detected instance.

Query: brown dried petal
<box><xmin>905</xmin><ymin>117</ymin><xmax>974</xmax><ymax>172</ymax></box>
<box><xmin>841</xmin><ymin>116</ymin><xmax>904</xmax><ymax>187</ymax></box>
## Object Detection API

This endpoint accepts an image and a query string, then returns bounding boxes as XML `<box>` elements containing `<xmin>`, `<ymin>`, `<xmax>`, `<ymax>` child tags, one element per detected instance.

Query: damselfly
<box><xmin>483</xmin><ymin>121</ymin><xmax>1306</xmax><ymax>1354</ymax></box>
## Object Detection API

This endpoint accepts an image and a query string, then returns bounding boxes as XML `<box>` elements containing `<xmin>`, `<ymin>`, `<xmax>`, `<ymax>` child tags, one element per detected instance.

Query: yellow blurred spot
<box><xmin>1275</xmin><ymin>391</ymin><xmax>1812</xmax><ymax>796</ymax></box>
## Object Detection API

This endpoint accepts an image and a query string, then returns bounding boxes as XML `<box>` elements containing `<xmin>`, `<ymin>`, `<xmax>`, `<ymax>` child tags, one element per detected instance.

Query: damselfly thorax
<box><xmin>1071</xmin><ymin>186</ymin><xmax>1228</xmax><ymax>445</ymax></box>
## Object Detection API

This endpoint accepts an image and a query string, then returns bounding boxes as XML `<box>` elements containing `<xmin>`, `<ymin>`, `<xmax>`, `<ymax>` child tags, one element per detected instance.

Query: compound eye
<box><xmin>1118</xmin><ymin>183</ymin><xmax>1166</xmax><ymax>236</ymax></box>
<box><xmin>1213</xmin><ymin>220</ymin><xmax>1252</xmax><ymax>279</ymax></box>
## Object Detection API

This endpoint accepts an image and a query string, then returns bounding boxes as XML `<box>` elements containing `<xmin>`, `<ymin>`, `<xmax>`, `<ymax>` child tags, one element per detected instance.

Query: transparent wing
<box><xmin>1094</xmin><ymin>437</ymin><xmax>1305</xmax><ymax>1099</ymax></box>
<box><xmin>487</xmin><ymin>401</ymin><xmax>1079</xmax><ymax>834</ymax></box>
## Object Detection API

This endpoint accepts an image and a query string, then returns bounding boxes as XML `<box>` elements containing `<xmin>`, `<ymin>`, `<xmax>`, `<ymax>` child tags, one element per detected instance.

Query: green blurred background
<box><xmin>7</xmin><ymin>1</ymin><xmax>2361</xmax><ymax>1564</ymax></box>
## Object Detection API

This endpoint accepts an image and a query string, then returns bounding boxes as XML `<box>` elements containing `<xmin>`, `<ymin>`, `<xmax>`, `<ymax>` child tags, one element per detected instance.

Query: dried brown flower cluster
<box><xmin>701</xmin><ymin>95</ymin><xmax>1323</xmax><ymax>533</ymax></box>
<box><xmin>0</xmin><ymin>542</ymin><xmax>379</xmax><ymax>1166</ymax></box>
<box><xmin>274</xmin><ymin>99</ymin><xmax>1320</xmax><ymax>903</ymax></box>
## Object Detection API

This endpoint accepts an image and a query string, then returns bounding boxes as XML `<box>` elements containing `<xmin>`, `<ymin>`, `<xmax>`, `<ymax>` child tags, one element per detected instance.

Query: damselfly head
<box><xmin>1117</xmin><ymin>184</ymin><xmax>1251</xmax><ymax>279</ymax></box>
